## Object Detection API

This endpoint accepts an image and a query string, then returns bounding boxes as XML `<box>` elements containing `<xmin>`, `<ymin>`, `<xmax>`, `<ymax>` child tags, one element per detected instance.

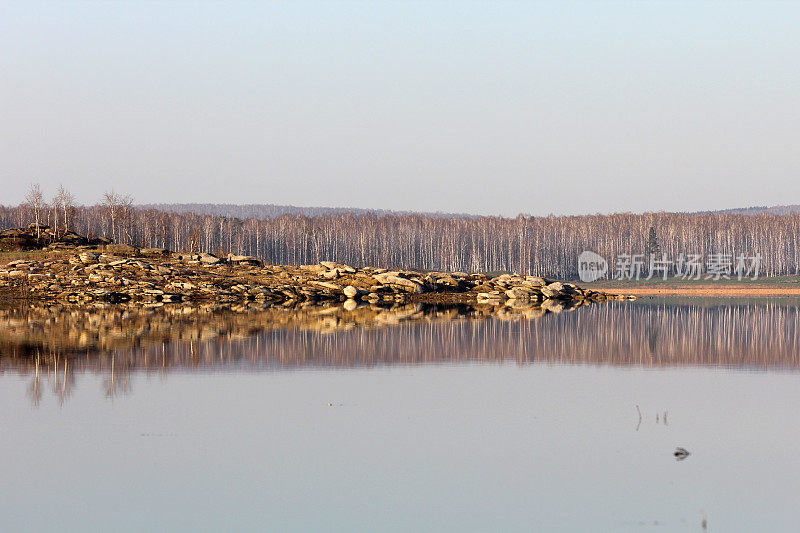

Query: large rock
<box><xmin>59</xmin><ymin>232</ymin><xmax>88</xmax><ymax>245</ymax></box>
<box><xmin>505</xmin><ymin>287</ymin><xmax>540</xmax><ymax>300</ymax></box>
<box><xmin>435</xmin><ymin>276</ymin><xmax>459</xmax><ymax>289</ymax></box>
<box><xmin>0</xmin><ymin>228</ymin><xmax>27</xmax><ymax>238</ymax></box>
<box><xmin>198</xmin><ymin>253</ymin><xmax>221</xmax><ymax>264</ymax></box>
<box><xmin>320</xmin><ymin>261</ymin><xmax>356</xmax><ymax>273</ymax></box>
<box><xmin>227</xmin><ymin>254</ymin><xmax>263</xmax><ymax>266</ymax></box>
<box><xmin>343</xmin><ymin>285</ymin><xmax>359</xmax><ymax>298</ymax></box>
<box><xmin>140</xmin><ymin>247</ymin><xmax>171</xmax><ymax>256</ymax></box>
<box><xmin>323</xmin><ymin>268</ymin><xmax>340</xmax><ymax>279</ymax></box>
<box><xmin>300</xmin><ymin>264</ymin><xmax>327</xmax><ymax>273</ymax></box>
<box><xmin>477</xmin><ymin>291</ymin><xmax>505</xmax><ymax>302</ymax></box>
<box><xmin>308</xmin><ymin>280</ymin><xmax>342</xmax><ymax>291</ymax></box>
<box><xmin>525</xmin><ymin>276</ymin><xmax>549</xmax><ymax>286</ymax></box>
<box><xmin>104</xmin><ymin>244</ymin><xmax>140</xmax><ymax>256</ymax></box>
<box><xmin>372</xmin><ymin>273</ymin><xmax>425</xmax><ymax>293</ymax></box>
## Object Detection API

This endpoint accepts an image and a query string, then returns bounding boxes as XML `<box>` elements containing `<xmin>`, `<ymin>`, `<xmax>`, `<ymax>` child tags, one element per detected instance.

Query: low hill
<box><xmin>138</xmin><ymin>203</ymin><xmax>476</xmax><ymax>219</ymax></box>
<box><xmin>707</xmin><ymin>205</ymin><xmax>800</xmax><ymax>215</ymax></box>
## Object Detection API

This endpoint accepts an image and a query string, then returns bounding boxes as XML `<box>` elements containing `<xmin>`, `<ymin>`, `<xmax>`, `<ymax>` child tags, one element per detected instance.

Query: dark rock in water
<box><xmin>674</xmin><ymin>447</ymin><xmax>691</xmax><ymax>460</ymax></box>
<box><xmin>102</xmin><ymin>292</ymin><xmax>132</xmax><ymax>304</ymax></box>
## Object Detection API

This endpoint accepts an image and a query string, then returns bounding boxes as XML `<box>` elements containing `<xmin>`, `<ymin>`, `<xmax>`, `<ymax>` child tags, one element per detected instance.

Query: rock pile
<box><xmin>0</xmin><ymin>242</ymin><xmax>633</xmax><ymax>305</ymax></box>
<box><xmin>0</xmin><ymin>224</ymin><xmax>110</xmax><ymax>251</ymax></box>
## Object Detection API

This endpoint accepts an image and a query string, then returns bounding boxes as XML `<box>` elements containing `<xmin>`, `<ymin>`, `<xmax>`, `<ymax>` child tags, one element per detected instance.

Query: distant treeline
<box><xmin>2</xmin><ymin>203</ymin><xmax>799</xmax><ymax>278</ymax></box>
<box><xmin>139</xmin><ymin>203</ymin><xmax>477</xmax><ymax>220</ymax></box>
<box><xmin>693</xmin><ymin>204</ymin><xmax>800</xmax><ymax>216</ymax></box>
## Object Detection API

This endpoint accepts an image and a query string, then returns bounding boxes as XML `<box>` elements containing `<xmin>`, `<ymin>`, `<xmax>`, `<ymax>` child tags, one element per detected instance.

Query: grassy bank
<box><xmin>585</xmin><ymin>275</ymin><xmax>800</xmax><ymax>296</ymax></box>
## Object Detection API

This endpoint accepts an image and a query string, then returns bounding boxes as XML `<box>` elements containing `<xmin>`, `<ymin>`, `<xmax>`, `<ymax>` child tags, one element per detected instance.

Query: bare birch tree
<box><xmin>102</xmin><ymin>190</ymin><xmax>120</xmax><ymax>241</ymax></box>
<box><xmin>102</xmin><ymin>190</ymin><xmax>133</xmax><ymax>242</ymax></box>
<box><xmin>3</xmin><ymin>200</ymin><xmax>800</xmax><ymax>277</ymax></box>
<box><xmin>24</xmin><ymin>183</ymin><xmax>45</xmax><ymax>238</ymax></box>
<box><xmin>119</xmin><ymin>193</ymin><xmax>134</xmax><ymax>244</ymax></box>
<box><xmin>53</xmin><ymin>184</ymin><xmax>75</xmax><ymax>235</ymax></box>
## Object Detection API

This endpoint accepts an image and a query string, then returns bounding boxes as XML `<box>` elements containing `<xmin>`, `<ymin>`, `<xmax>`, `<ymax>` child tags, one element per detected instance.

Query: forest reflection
<box><xmin>2</xmin><ymin>299</ymin><xmax>800</xmax><ymax>403</ymax></box>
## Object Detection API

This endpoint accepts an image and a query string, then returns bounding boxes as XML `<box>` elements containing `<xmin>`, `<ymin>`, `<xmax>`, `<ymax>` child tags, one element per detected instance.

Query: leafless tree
<box><xmin>24</xmin><ymin>183</ymin><xmax>45</xmax><ymax>238</ymax></box>
<box><xmin>102</xmin><ymin>190</ymin><xmax>134</xmax><ymax>243</ymax></box>
<box><xmin>52</xmin><ymin>184</ymin><xmax>75</xmax><ymax>235</ymax></box>
<box><xmin>102</xmin><ymin>190</ymin><xmax>120</xmax><ymax>241</ymax></box>
<box><xmin>3</xmin><ymin>199</ymin><xmax>800</xmax><ymax>277</ymax></box>
<box><xmin>119</xmin><ymin>193</ymin><xmax>134</xmax><ymax>244</ymax></box>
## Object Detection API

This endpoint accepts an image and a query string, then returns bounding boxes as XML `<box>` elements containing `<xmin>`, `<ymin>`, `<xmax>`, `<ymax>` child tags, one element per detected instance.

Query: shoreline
<box><xmin>0</xmin><ymin>244</ymin><xmax>631</xmax><ymax>306</ymax></box>
<box><xmin>586</xmin><ymin>281</ymin><xmax>800</xmax><ymax>297</ymax></box>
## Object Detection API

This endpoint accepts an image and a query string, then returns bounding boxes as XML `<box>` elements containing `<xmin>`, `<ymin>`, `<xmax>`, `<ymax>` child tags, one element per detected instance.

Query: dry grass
<box><xmin>0</xmin><ymin>249</ymin><xmax>73</xmax><ymax>266</ymax></box>
<box><xmin>587</xmin><ymin>276</ymin><xmax>800</xmax><ymax>296</ymax></box>
<box><xmin>0</xmin><ymin>250</ymin><xmax>48</xmax><ymax>265</ymax></box>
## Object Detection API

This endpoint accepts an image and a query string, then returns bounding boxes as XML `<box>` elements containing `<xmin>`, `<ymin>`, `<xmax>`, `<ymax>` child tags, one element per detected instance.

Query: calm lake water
<box><xmin>1</xmin><ymin>299</ymin><xmax>800</xmax><ymax>532</ymax></box>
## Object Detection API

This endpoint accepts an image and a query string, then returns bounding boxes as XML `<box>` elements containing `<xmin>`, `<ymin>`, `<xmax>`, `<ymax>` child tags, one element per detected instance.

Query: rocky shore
<box><xmin>0</xmin><ymin>243</ymin><xmax>632</xmax><ymax>306</ymax></box>
<box><xmin>0</xmin><ymin>222</ymin><xmax>634</xmax><ymax>306</ymax></box>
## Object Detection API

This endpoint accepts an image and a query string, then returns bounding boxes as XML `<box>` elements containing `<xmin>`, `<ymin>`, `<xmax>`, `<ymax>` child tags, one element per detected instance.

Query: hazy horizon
<box><xmin>5</xmin><ymin>199</ymin><xmax>800</xmax><ymax>219</ymax></box>
<box><xmin>3</xmin><ymin>1</ymin><xmax>800</xmax><ymax>216</ymax></box>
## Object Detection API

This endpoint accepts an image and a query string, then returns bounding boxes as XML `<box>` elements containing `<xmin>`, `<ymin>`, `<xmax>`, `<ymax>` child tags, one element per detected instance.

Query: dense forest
<box><xmin>2</xmin><ymin>193</ymin><xmax>799</xmax><ymax>278</ymax></box>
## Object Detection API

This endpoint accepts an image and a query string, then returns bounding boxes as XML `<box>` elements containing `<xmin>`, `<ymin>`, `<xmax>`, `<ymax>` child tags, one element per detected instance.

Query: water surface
<box><xmin>1</xmin><ymin>299</ymin><xmax>799</xmax><ymax>532</ymax></box>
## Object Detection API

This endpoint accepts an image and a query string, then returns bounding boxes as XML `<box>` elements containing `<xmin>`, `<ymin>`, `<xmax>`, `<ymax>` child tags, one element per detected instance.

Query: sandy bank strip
<box><xmin>587</xmin><ymin>285</ymin><xmax>800</xmax><ymax>296</ymax></box>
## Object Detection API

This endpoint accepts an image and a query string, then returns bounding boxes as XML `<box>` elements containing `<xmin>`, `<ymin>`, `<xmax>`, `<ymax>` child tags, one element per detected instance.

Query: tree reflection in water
<box><xmin>2</xmin><ymin>299</ymin><xmax>799</xmax><ymax>403</ymax></box>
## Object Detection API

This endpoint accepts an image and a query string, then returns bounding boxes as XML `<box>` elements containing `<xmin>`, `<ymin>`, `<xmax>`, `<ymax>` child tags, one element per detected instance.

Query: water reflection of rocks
<box><xmin>2</xmin><ymin>300</ymin><xmax>800</xmax><ymax>402</ymax></box>
<box><xmin>0</xmin><ymin>298</ymin><xmax>584</xmax><ymax>355</ymax></box>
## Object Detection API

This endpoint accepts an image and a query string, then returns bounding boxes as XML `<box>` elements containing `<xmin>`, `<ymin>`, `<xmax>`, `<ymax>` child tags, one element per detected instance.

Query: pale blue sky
<box><xmin>2</xmin><ymin>1</ymin><xmax>799</xmax><ymax>215</ymax></box>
